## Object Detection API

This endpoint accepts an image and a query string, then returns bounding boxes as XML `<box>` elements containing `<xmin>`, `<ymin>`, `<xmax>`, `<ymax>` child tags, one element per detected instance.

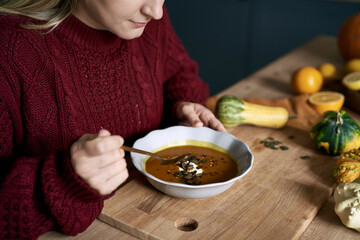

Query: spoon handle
<box><xmin>121</xmin><ymin>145</ymin><xmax>163</xmax><ymax>160</ymax></box>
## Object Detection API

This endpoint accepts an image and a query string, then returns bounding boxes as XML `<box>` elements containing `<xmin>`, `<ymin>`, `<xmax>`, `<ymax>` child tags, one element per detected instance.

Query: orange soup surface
<box><xmin>145</xmin><ymin>145</ymin><xmax>238</xmax><ymax>185</ymax></box>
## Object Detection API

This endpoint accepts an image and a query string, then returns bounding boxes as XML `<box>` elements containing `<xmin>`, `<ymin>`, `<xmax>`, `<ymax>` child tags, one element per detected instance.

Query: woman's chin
<box><xmin>113</xmin><ymin>28</ymin><xmax>145</xmax><ymax>40</ymax></box>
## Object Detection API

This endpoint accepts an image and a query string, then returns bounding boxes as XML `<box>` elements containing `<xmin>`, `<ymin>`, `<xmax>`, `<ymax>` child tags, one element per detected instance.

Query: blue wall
<box><xmin>165</xmin><ymin>0</ymin><xmax>360</xmax><ymax>94</ymax></box>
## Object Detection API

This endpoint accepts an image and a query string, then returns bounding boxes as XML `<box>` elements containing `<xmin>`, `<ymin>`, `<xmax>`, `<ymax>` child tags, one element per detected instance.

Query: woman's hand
<box><xmin>176</xmin><ymin>101</ymin><xmax>226</xmax><ymax>132</ymax></box>
<box><xmin>70</xmin><ymin>129</ymin><xmax>128</xmax><ymax>195</ymax></box>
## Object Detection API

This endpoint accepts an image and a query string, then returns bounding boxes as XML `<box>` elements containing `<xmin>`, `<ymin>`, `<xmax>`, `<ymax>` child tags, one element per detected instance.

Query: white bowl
<box><xmin>131</xmin><ymin>126</ymin><xmax>253</xmax><ymax>198</ymax></box>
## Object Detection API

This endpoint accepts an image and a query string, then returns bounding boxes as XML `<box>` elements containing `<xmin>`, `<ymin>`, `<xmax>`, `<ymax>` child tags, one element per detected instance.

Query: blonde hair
<box><xmin>0</xmin><ymin>0</ymin><xmax>77</xmax><ymax>30</ymax></box>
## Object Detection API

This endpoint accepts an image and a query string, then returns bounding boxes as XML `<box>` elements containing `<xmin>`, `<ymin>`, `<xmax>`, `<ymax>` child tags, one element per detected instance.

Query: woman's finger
<box><xmin>85</xmin><ymin>158</ymin><xmax>128</xmax><ymax>195</ymax></box>
<box><xmin>176</xmin><ymin>102</ymin><xmax>226</xmax><ymax>131</ymax></box>
<box><xmin>207</xmin><ymin>117</ymin><xmax>227</xmax><ymax>132</ymax></box>
<box><xmin>97</xmin><ymin>129</ymin><xmax>111</xmax><ymax>137</ymax></box>
<box><xmin>101</xmin><ymin>170</ymin><xmax>129</xmax><ymax>195</ymax></box>
<box><xmin>97</xmin><ymin>159</ymin><xmax>129</xmax><ymax>195</ymax></box>
<box><xmin>101</xmin><ymin>158</ymin><xmax>128</xmax><ymax>180</ymax></box>
<box><xmin>96</xmin><ymin>148</ymin><xmax>125</xmax><ymax>169</ymax></box>
<box><xmin>83</xmin><ymin>135</ymin><xmax>124</xmax><ymax>156</ymax></box>
<box><xmin>198</xmin><ymin>110</ymin><xmax>227</xmax><ymax>132</ymax></box>
<box><xmin>180</xmin><ymin>104</ymin><xmax>204</xmax><ymax>127</ymax></box>
<box><xmin>72</xmin><ymin>150</ymin><xmax>124</xmax><ymax>180</ymax></box>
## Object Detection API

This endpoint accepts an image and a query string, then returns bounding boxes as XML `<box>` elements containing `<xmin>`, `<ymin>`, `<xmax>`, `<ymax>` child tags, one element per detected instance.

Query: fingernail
<box><xmin>86</xmin><ymin>135</ymin><xmax>97</xmax><ymax>141</ymax></box>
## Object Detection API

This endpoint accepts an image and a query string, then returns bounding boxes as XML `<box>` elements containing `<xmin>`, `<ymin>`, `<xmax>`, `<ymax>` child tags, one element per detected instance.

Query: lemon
<box><xmin>318</xmin><ymin>63</ymin><xmax>338</xmax><ymax>82</ymax></box>
<box><xmin>343</xmin><ymin>58</ymin><xmax>360</xmax><ymax>75</ymax></box>
<box><xmin>308</xmin><ymin>91</ymin><xmax>345</xmax><ymax>114</ymax></box>
<box><xmin>291</xmin><ymin>66</ymin><xmax>323</xmax><ymax>94</ymax></box>
<box><xmin>342</xmin><ymin>72</ymin><xmax>360</xmax><ymax>91</ymax></box>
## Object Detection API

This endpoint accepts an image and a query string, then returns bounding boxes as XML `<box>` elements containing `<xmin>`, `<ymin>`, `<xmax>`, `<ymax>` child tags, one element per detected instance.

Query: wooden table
<box><xmin>39</xmin><ymin>35</ymin><xmax>360</xmax><ymax>239</ymax></box>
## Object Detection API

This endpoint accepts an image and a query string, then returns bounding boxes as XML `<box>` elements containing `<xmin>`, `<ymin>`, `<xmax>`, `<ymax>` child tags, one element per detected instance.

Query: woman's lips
<box><xmin>130</xmin><ymin>20</ymin><xmax>148</xmax><ymax>28</ymax></box>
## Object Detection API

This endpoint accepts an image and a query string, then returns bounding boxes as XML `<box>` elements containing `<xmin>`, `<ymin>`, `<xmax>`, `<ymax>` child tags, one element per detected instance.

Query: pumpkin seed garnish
<box><xmin>174</xmin><ymin>155</ymin><xmax>204</xmax><ymax>185</ymax></box>
<box><xmin>300</xmin><ymin>155</ymin><xmax>311</xmax><ymax>160</ymax></box>
<box><xmin>280</xmin><ymin>146</ymin><xmax>289</xmax><ymax>150</ymax></box>
<box><xmin>260</xmin><ymin>137</ymin><xmax>289</xmax><ymax>151</ymax></box>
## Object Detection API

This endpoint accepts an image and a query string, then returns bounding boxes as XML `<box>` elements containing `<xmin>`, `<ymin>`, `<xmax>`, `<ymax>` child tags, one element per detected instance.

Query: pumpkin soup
<box><xmin>145</xmin><ymin>145</ymin><xmax>238</xmax><ymax>185</ymax></box>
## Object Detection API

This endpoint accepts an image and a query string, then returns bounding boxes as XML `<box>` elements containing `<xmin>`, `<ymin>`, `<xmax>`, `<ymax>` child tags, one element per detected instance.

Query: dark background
<box><xmin>165</xmin><ymin>0</ymin><xmax>360</xmax><ymax>94</ymax></box>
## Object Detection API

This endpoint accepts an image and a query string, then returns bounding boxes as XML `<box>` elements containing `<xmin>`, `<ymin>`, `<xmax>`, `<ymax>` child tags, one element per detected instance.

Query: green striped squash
<box><xmin>310</xmin><ymin>110</ymin><xmax>360</xmax><ymax>156</ymax></box>
<box><xmin>215</xmin><ymin>95</ymin><xmax>289</xmax><ymax>128</ymax></box>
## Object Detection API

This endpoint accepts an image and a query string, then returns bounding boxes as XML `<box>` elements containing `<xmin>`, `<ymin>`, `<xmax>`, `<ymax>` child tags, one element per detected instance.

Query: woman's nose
<box><xmin>142</xmin><ymin>0</ymin><xmax>164</xmax><ymax>20</ymax></box>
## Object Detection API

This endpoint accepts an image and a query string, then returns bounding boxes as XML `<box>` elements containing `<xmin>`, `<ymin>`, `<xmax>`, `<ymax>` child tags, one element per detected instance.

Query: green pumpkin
<box><xmin>310</xmin><ymin>110</ymin><xmax>360</xmax><ymax>156</ymax></box>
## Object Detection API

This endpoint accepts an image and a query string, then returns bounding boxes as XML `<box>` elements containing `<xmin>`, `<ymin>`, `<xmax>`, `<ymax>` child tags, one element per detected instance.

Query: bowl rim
<box><xmin>131</xmin><ymin>126</ymin><xmax>253</xmax><ymax>189</ymax></box>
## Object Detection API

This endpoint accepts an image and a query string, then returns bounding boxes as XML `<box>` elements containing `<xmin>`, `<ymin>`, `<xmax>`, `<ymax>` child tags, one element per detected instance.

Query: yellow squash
<box><xmin>215</xmin><ymin>95</ymin><xmax>289</xmax><ymax>129</ymax></box>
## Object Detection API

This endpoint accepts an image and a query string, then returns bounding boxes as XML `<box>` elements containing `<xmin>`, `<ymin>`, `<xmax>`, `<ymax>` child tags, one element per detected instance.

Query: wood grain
<box><xmin>38</xmin><ymin>219</ymin><xmax>138</xmax><ymax>240</ymax></box>
<box><xmin>100</xmin><ymin>121</ymin><xmax>337</xmax><ymax>239</ymax></box>
<box><xmin>98</xmin><ymin>35</ymin><xmax>360</xmax><ymax>239</ymax></box>
<box><xmin>39</xmin><ymin>35</ymin><xmax>360</xmax><ymax>239</ymax></box>
<box><xmin>300</xmin><ymin>195</ymin><xmax>360</xmax><ymax>240</ymax></box>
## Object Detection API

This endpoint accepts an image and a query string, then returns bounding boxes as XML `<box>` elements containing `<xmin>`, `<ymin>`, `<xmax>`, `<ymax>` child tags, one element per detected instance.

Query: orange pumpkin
<box><xmin>338</xmin><ymin>13</ymin><xmax>360</xmax><ymax>60</ymax></box>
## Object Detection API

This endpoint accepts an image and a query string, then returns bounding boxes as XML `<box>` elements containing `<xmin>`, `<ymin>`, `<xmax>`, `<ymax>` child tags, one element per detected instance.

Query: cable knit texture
<box><xmin>0</xmin><ymin>7</ymin><xmax>209</xmax><ymax>239</ymax></box>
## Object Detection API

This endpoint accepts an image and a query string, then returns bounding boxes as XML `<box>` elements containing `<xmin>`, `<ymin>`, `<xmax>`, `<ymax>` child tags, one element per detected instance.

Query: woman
<box><xmin>0</xmin><ymin>0</ymin><xmax>225</xmax><ymax>239</ymax></box>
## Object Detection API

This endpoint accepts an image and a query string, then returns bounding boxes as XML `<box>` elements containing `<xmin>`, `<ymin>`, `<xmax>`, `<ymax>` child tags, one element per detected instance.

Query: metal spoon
<box><xmin>121</xmin><ymin>145</ymin><xmax>192</xmax><ymax>165</ymax></box>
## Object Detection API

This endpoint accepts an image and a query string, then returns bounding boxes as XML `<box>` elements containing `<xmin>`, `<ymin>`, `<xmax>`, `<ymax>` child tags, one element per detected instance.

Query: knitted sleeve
<box><xmin>161</xmin><ymin>8</ymin><xmax>210</xmax><ymax>116</ymax></box>
<box><xmin>0</xmin><ymin>21</ymin><xmax>112</xmax><ymax>240</ymax></box>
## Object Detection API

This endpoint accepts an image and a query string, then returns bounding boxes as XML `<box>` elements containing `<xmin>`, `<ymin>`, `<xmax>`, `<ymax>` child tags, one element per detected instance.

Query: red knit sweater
<box><xmin>0</xmin><ymin>8</ymin><xmax>209</xmax><ymax>239</ymax></box>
